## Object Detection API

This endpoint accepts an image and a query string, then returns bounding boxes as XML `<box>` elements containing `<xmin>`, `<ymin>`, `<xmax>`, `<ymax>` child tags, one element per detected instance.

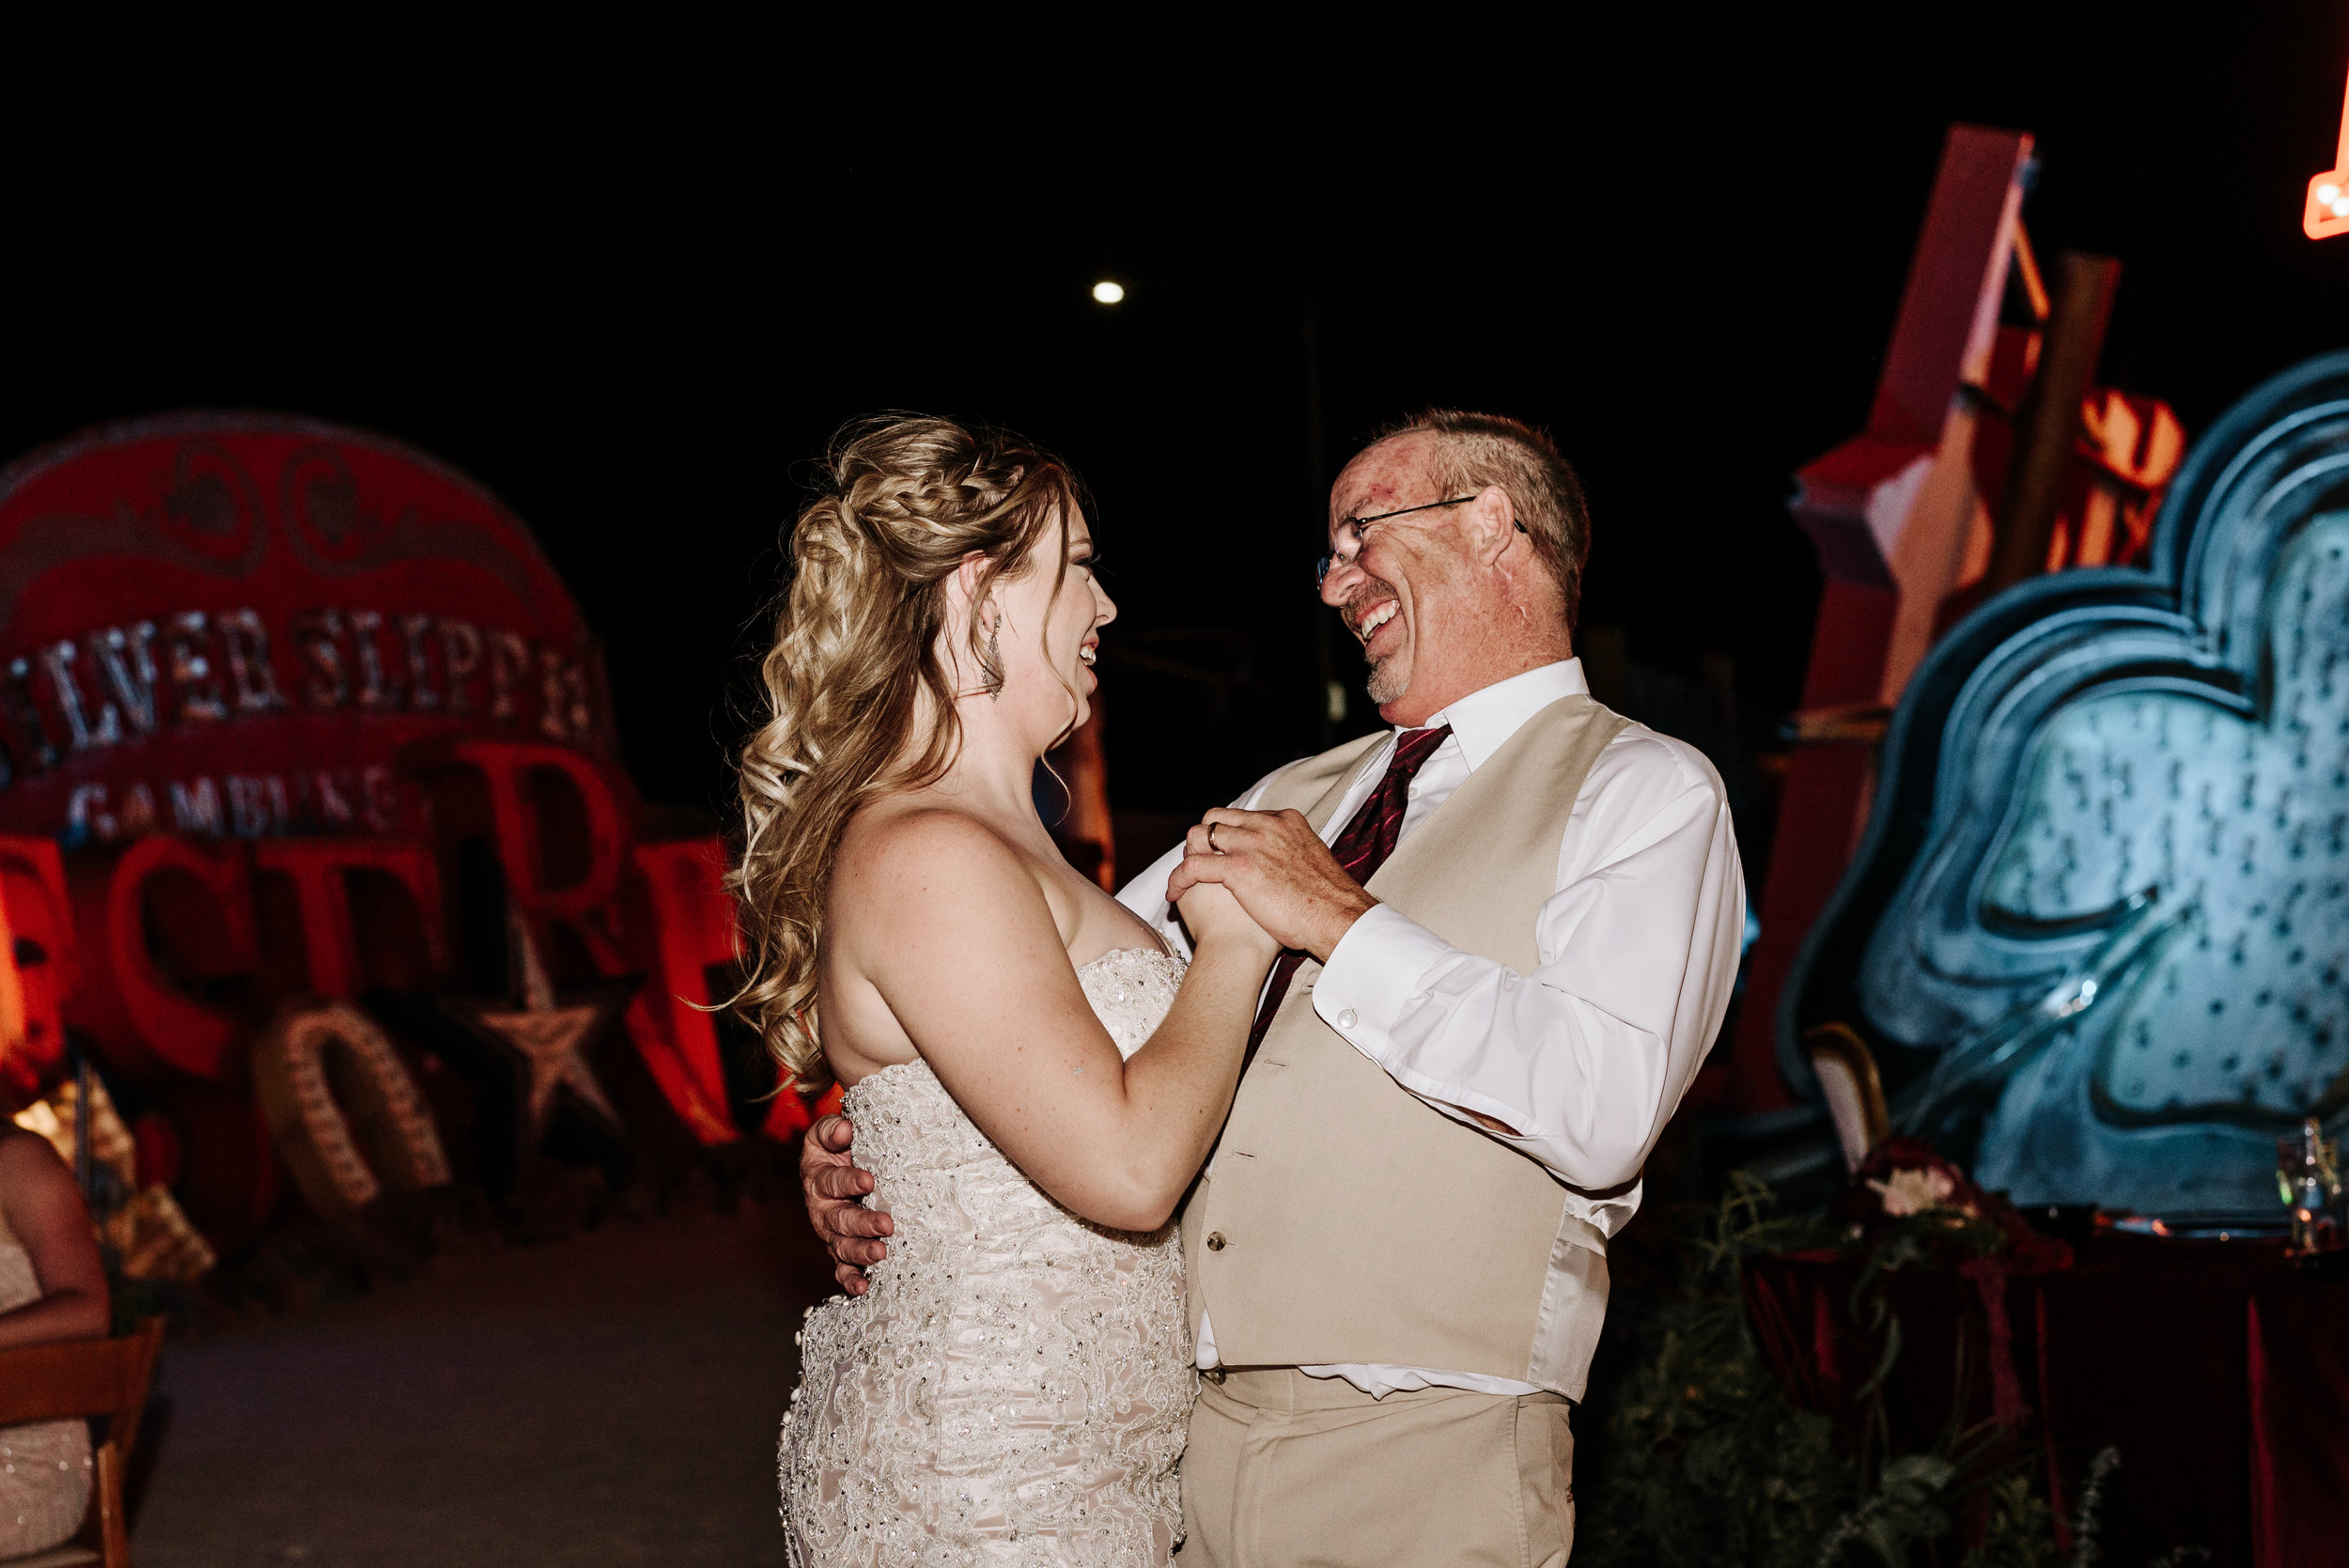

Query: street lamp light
<box><xmin>1091</xmin><ymin>280</ymin><xmax>1126</xmax><ymax>304</ymax></box>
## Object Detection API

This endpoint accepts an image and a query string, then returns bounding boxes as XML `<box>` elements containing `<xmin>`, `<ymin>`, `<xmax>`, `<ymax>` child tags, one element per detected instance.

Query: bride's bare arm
<box><xmin>843</xmin><ymin>811</ymin><xmax>1277</xmax><ymax>1233</ymax></box>
<box><xmin>0</xmin><ymin>1133</ymin><xmax>109</xmax><ymax>1350</ymax></box>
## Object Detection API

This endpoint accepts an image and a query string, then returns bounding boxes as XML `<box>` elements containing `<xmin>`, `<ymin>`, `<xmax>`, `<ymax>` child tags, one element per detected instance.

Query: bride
<box><xmin>744</xmin><ymin>416</ymin><xmax>1279</xmax><ymax>1563</ymax></box>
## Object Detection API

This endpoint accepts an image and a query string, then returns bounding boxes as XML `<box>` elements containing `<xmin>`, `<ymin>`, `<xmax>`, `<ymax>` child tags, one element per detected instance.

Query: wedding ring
<box><xmin>1207</xmin><ymin>822</ymin><xmax>1223</xmax><ymax>854</ymax></box>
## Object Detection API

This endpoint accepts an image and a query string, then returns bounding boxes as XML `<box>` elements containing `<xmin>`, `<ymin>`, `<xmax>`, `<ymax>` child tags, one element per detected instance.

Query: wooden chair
<box><xmin>1805</xmin><ymin>1022</ymin><xmax>1891</xmax><ymax>1172</ymax></box>
<box><xmin>0</xmin><ymin>1319</ymin><xmax>164</xmax><ymax>1568</ymax></box>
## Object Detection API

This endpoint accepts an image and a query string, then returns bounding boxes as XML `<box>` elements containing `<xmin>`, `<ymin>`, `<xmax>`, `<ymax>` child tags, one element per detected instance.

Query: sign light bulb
<box><xmin>1091</xmin><ymin>281</ymin><xmax>1126</xmax><ymax>304</ymax></box>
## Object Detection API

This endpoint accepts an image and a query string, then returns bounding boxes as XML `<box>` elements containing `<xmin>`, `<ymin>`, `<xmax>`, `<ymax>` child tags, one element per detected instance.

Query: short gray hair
<box><xmin>1372</xmin><ymin>410</ymin><xmax>1591</xmax><ymax>629</ymax></box>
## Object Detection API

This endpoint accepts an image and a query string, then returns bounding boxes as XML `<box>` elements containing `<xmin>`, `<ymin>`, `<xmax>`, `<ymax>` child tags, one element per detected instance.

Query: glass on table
<box><xmin>2276</xmin><ymin>1116</ymin><xmax>2344</xmax><ymax>1253</ymax></box>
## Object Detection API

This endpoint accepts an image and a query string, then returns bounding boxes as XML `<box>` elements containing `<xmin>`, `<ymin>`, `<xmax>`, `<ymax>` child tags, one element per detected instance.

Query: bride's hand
<box><xmin>1174</xmin><ymin>877</ymin><xmax>1280</xmax><ymax>961</ymax></box>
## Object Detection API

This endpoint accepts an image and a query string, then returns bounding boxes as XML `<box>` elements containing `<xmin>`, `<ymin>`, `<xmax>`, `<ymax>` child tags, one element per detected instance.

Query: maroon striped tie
<box><xmin>1240</xmin><ymin>723</ymin><xmax>1454</xmax><ymax>1069</ymax></box>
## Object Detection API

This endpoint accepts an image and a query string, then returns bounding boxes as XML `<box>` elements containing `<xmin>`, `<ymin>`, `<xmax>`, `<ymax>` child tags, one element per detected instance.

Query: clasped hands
<box><xmin>801</xmin><ymin>807</ymin><xmax>1381</xmax><ymax>1292</ymax></box>
<box><xmin>1168</xmin><ymin>806</ymin><xmax>1377</xmax><ymax>963</ymax></box>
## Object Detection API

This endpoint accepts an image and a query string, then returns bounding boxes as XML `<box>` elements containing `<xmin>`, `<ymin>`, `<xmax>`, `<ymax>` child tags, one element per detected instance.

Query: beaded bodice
<box><xmin>844</xmin><ymin>946</ymin><xmax>1187</xmax><ymax>1266</ymax></box>
<box><xmin>782</xmin><ymin>946</ymin><xmax>1194</xmax><ymax>1565</ymax></box>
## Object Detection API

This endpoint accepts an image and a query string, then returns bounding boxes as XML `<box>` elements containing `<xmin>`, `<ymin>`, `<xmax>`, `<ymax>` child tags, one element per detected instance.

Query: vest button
<box><xmin>1206</xmin><ymin>1232</ymin><xmax>1227</xmax><ymax>1250</ymax></box>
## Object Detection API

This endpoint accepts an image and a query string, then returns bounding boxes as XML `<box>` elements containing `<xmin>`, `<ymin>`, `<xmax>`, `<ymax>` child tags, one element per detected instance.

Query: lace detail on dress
<box><xmin>781</xmin><ymin>947</ymin><xmax>1193</xmax><ymax>1566</ymax></box>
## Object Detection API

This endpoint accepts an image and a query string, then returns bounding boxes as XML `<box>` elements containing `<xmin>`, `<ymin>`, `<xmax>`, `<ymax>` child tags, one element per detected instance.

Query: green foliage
<box><xmin>1839</xmin><ymin>1203</ymin><xmax>2013</xmax><ymax>1479</ymax></box>
<box><xmin>1575</xmin><ymin>1175</ymin><xmax>1855</xmax><ymax>1568</ymax></box>
<box><xmin>1961</xmin><ymin>1476</ymin><xmax>2062</xmax><ymax>1568</ymax></box>
<box><xmin>1815</xmin><ymin>1452</ymin><xmax>1958</xmax><ymax>1568</ymax></box>
<box><xmin>1575</xmin><ymin>1172</ymin><xmax>2089</xmax><ymax>1568</ymax></box>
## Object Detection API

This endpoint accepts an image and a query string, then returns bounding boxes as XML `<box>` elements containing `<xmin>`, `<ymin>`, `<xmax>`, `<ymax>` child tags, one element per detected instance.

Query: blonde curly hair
<box><xmin>729</xmin><ymin>414</ymin><xmax>1084</xmax><ymax>1090</ymax></box>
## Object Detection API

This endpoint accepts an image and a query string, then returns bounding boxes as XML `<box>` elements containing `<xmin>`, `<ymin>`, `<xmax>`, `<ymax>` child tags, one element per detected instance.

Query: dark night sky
<box><xmin>7</xmin><ymin>7</ymin><xmax>2348</xmax><ymax>846</ymax></box>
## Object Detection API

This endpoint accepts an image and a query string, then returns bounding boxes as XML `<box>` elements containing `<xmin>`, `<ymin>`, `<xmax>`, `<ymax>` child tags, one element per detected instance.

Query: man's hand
<box><xmin>800</xmin><ymin>1112</ymin><xmax>892</xmax><ymax>1295</ymax></box>
<box><xmin>1165</xmin><ymin>807</ymin><xmax>1377</xmax><ymax>961</ymax></box>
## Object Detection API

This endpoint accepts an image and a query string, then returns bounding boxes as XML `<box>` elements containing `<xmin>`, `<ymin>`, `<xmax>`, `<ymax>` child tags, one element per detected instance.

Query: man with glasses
<box><xmin>806</xmin><ymin>410</ymin><xmax>1746</xmax><ymax>1565</ymax></box>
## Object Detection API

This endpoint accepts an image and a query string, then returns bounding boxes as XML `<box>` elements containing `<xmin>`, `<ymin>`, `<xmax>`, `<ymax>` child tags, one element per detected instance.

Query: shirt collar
<box><xmin>1408</xmin><ymin>660</ymin><xmax>1590</xmax><ymax>772</ymax></box>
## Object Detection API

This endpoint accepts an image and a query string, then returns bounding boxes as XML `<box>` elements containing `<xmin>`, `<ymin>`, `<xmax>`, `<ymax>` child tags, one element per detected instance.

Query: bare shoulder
<box><xmin>0</xmin><ymin>1128</ymin><xmax>77</xmax><ymax>1203</ymax></box>
<box><xmin>832</xmin><ymin>804</ymin><xmax>1043</xmax><ymax>926</ymax></box>
<box><xmin>840</xmin><ymin>801</ymin><xmax>1019</xmax><ymax>869</ymax></box>
<box><xmin>846</xmin><ymin>802</ymin><xmax>1029</xmax><ymax>887</ymax></box>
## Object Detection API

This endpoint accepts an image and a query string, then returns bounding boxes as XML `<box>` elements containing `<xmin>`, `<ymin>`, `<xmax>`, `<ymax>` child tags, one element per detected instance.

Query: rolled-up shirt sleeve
<box><xmin>1310</xmin><ymin>734</ymin><xmax>1745</xmax><ymax>1199</ymax></box>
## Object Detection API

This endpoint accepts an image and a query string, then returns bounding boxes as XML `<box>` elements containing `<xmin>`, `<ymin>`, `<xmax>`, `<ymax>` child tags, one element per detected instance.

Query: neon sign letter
<box><xmin>2304</xmin><ymin>55</ymin><xmax>2349</xmax><ymax>239</ymax></box>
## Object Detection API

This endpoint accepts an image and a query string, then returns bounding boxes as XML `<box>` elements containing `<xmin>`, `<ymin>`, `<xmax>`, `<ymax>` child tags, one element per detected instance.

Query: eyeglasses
<box><xmin>1314</xmin><ymin>495</ymin><xmax>1526</xmax><ymax>587</ymax></box>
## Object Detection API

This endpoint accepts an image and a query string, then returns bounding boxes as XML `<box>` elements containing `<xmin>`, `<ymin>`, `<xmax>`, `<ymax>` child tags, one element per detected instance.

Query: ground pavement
<box><xmin>131</xmin><ymin>1201</ymin><xmax>834</xmax><ymax>1567</ymax></box>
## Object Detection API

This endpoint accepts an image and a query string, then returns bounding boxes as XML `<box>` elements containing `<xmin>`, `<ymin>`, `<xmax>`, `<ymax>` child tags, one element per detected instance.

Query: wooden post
<box><xmin>1724</xmin><ymin>124</ymin><xmax>2034</xmax><ymax>1117</ymax></box>
<box><xmin>1985</xmin><ymin>252</ymin><xmax>2122</xmax><ymax>593</ymax></box>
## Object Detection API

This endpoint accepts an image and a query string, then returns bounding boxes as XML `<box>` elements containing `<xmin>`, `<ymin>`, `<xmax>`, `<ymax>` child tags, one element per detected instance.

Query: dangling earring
<box><xmin>957</xmin><ymin>605</ymin><xmax>1009</xmax><ymax>701</ymax></box>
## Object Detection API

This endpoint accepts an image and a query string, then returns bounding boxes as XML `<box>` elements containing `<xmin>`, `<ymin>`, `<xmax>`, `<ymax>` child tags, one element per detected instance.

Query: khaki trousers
<box><xmin>1178</xmin><ymin>1369</ymin><xmax>1575</xmax><ymax>1568</ymax></box>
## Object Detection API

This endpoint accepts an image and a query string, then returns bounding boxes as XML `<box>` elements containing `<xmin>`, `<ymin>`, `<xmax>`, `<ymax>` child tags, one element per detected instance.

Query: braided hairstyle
<box><xmin>729</xmin><ymin>414</ymin><xmax>1082</xmax><ymax>1089</ymax></box>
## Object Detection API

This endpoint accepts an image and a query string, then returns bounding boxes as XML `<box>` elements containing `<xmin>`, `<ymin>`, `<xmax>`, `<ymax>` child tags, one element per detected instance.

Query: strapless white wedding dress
<box><xmin>781</xmin><ymin>947</ymin><xmax>1194</xmax><ymax>1566</ymax></box>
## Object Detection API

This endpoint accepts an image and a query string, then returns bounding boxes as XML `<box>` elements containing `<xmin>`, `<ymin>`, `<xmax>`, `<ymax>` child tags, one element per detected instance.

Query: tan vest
<box><xmin>1180</xmin><ymin>693</ymin><xmax>1629</xmax><ymax>1399</ymax></box>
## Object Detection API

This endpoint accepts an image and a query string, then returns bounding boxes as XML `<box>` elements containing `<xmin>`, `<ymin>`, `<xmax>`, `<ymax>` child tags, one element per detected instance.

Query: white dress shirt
<box><xmin>1116</xmin><ymin>659</ymin><xmax>1747</xmax><ymax>1398</ymax></box>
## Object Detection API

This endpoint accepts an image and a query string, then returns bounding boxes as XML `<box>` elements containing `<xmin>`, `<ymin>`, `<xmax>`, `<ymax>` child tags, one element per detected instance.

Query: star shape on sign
<box><xmin>465</xmin><ymin>1000</ymin><xmax>611</xmax><ymax>1131</ymax></box>
<box><xmin>443</xmin><ymin>986</ymin><xmax>634</xmax><ymax>1159</ymax></box>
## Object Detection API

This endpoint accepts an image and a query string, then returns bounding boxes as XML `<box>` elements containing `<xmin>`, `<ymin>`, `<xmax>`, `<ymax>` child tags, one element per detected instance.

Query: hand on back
<box><xmin>800</xmin><ymin>1114</ymin><xmax>891</xmax><ymax>1293</ymax></box>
